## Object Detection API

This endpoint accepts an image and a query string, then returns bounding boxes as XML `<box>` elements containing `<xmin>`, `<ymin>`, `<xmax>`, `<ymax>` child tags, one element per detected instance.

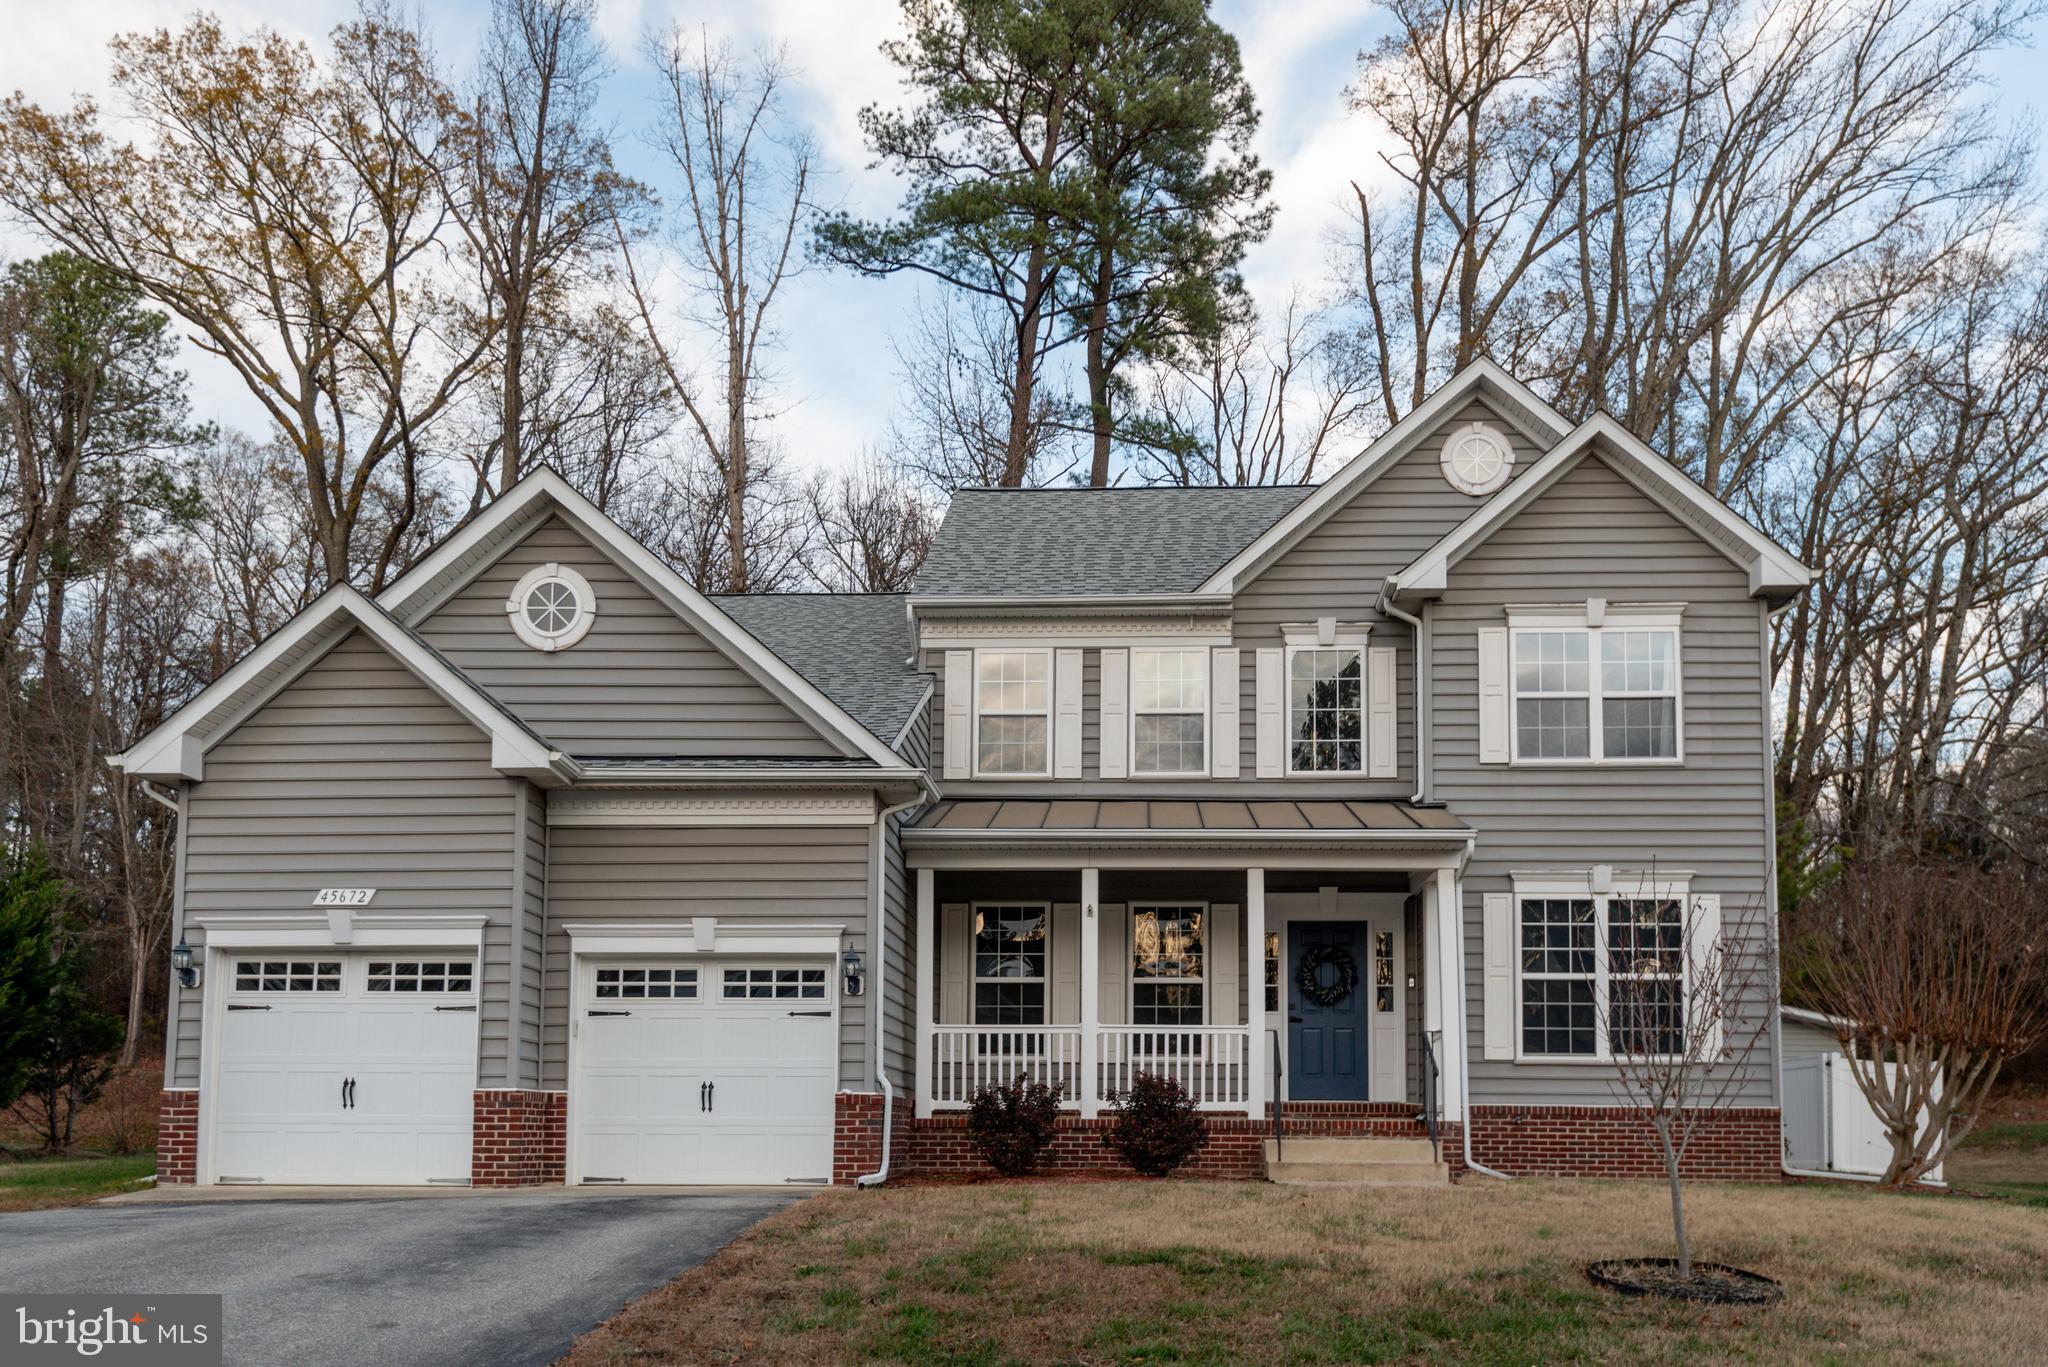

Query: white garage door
<box><xmin>211</xmin><ymin>955</ymin><xmax>478</xmax><ymax>1185</ymax></box>
<box><xmin>574</xmin><ymin>960</ymin><xmax>837</xmax><ymax>1186</ymax></box>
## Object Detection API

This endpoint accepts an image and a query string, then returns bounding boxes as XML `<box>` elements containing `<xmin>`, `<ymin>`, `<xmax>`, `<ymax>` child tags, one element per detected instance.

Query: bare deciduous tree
<box><xmin>803</xmin><ymin>454</ymin><xmax>939</xmax><ymax>592</ymax></box>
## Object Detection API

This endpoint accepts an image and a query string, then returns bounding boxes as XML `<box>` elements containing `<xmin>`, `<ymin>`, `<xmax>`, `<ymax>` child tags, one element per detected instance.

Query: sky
<box><xmin>0</xmin><ymin>0</ymin><xmax>2040</xmax><ymax>478</ymax></box>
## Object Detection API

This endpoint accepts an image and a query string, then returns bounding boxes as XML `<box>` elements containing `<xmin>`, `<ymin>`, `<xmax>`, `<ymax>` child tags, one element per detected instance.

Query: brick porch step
<box><xmin>1262</xmin><ymin>1136</ymin><xmax>1449</xmax><ymax>1186</ymax></box>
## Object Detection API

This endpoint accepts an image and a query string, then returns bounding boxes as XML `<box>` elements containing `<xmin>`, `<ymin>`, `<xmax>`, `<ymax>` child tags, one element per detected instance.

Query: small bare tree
<box><xmin>1796</xmin><ymin>862</ymin><xmax>2048</xmax><ymax>1187</ymax></box>
<box><xmin>1602</xmin><ymin>882</ymin><xmax>1772</xmax><ymax>1281</ymax></box>
<box><xmin>803</xmin><ymin>454</ymin><xmax>938</xmax><ymax>592</ymax></box>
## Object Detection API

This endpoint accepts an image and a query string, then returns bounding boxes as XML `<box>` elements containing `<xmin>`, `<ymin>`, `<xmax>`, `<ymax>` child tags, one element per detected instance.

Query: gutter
<box><xmin>858</xmin><ymin>790</ymin><xmax>929</xmax><ymax>1189</ymax></box>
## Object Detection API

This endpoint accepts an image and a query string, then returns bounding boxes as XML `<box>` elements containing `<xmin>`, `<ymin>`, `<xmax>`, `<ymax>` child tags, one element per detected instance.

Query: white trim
<box><xmin>970</xmin><ymin>647</ymin><xmax>1054</xmax><ymax>779</ymax></box>
<box><xmin>968</xmin><ymin>901</ymin><xmax>1053</xmax><ymax>1030</ymax></box>
<box><xmin>918</xmin><ymin>617</ymin><xmax>1233</xmax><ymax>647</ymax></box>
<box><xmin>1209</xmin><ymin>648</ymin><xmax>1240</xmax><ymax>779</ymax></box>
<box><xmin>1506</xmin><ymin>609</ymin><xmax>1685</xmax><ymax>766</ymax></box>
<box><xmin>1128</xmin><ymin>646</ymin><xmax>1211</xmax><ymax>778</ymax></box>
<box><xmin>186</xmin><ymin>912</ymin><xmax>488</xmax><ymax>950</ymax></box>
<box><xmin>1508</xmin><ymin>870</ymin><xmax>1696</xmax><ymax>1064</ymax></box>
<box><xmin>1385</xmin><ymin>414</ymin><xmax>1810</xmax><ymax>605</ymax></box>
<box><xmin>561</xmin><ymin>921</ymin><xmax>850</xmax><ymax>958</ymax></box>
<box><xmin>1054</xmin><ymin>648</ymin><xmax>1084</xmax><ymax>779</ymax></box>
<box><xmin>109</xmin><ymin>585</ymin><xmax>575</xmax><ymax>787</ymax></box>
<box><xmin>547</xmin><ymin>791</ymin><xmax>877</xmax><ymax>826</ymax></box>
<box><xmin>1263</xmin><ymin>889</ymin><xmax>1413</xmax><ymax>1105</ymax></box>
<box><xmin>374</xmin><ymin>468</ymin><xmax>908</xmax><ymax>768</ymax></box>
<box><xmin>1440</xmin><ymin>420</ymin><xmax>1515</xmax><ymax>495</ymax></box>
<box><xmin>1200</xmin><ymin>360</ymin><xmax>1574</xmax><ymax>593</ymax></box>
<box><xmin>506</xmin><ymin>562</ymin><xmax>597</xmax><ymax>652</ymax></box>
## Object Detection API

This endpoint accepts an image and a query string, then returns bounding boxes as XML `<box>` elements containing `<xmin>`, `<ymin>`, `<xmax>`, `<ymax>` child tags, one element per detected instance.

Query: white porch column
<box><xmin>914</xmin><ymin>867</ymin><xmax>935</xmax><ymax>1119</ymax></box>
<box><xmin>1079</xmin><ymin>867</ymin><xmax>1101</xmax><ymax>1117</ymax></box>
<box><xmin>1433</xmin><ymin>864</ymin><xmax>1466</xmax><ymax>1121</ymax></box>
<box><xmin>1244</xmin><ymin>867</ymin><xmax>1266</xmax><ymax>1116</ymax></box>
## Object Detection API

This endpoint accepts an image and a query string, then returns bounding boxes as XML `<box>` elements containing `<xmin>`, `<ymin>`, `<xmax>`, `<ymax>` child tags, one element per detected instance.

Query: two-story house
<box><xmin>117</xmin><ymin>362</ymin><xmax>1806</xmax><ymax>1187</ymax></box>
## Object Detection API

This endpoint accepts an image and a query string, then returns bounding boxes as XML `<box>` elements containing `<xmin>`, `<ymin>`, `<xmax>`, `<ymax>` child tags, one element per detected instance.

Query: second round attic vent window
<box><xmin>507</xmin><ymin>563</ymin><xmax>596</xmax><ymax>651</ymax></box>
<box><xmin>1442</xmin><ymin>422</ymin><xmax>1513</xmax><ymax>495</ymax></box>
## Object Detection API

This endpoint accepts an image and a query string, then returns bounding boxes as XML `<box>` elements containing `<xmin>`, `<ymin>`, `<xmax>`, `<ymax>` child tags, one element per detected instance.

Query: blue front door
<box><xmin>1287</xmin><ymin>921</ymin><xmax>1368</xmax><ymax>1101</ymax></box>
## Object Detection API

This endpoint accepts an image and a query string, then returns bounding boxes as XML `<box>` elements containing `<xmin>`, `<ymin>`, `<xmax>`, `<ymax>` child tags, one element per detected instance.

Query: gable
<box><xmin>411</xmin><ymin>515</ymin><xmax>840</xmax><ymax>759</ymax></box>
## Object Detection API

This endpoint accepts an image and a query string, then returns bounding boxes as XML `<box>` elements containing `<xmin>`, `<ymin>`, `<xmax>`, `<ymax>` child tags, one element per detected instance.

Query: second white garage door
<box><xmin>573</xmin><ymin>960</ymin><xmax>837</xmax><ymax>1186</ymax></box>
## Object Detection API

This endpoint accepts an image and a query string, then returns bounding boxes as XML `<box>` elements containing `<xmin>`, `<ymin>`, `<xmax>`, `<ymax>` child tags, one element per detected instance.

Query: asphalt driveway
<box><xmin>0</xmin><ymin>1189</ymin><xmax>799</xmax><ymax>1366</ymax></box>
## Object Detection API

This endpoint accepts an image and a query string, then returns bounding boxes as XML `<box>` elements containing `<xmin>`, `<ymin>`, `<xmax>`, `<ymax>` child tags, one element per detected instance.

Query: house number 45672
<box><xmin>312</xmin><ymin>888</ymin><xmax>376</xmax><ymax>907</ymax></box>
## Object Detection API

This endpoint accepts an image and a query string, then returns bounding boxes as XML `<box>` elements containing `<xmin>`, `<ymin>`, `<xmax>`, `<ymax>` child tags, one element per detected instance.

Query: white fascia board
<box><xmin>1384</xmin><ymin>415</ymin><xmax>1811</xmax><ymax>607</ymax></box>
<box><xmin>907</xmin><ymin>593</ymin><xmax>1234</xmax><ymax>617</ymax></box>
<box><xmin>1198</xmin><ymin>360</ymin><xmax>1574</xmax><ymax>594</ymax></box>
<box><xmin>376</xmin><ymin>468</ymin><xmax>908</xmax><ymax>770</ymax></box>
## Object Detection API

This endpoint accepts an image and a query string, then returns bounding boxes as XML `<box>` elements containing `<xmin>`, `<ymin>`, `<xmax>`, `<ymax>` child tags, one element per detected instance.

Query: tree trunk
<box><xmin>725</xmin><ymin>335</ymin><xmax>748</xmax><ymax>593</ymax></box>
<box><xmin>1086</xmin><ymin>250</ymin><xmax>1114</xmax><ymax>487</ymax></box>
<box><xmin>1659</xmin><ymin>1116</ymin><xmax>1692</xmax><ymax>1279</ymax></box>
<box><xmin>501</xmin><ymin>303</ymin><xmax>526</xmax><ymax>492</ymax></box>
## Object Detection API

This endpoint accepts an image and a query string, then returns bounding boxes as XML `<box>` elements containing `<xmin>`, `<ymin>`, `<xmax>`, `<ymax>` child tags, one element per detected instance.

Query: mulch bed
<box><xmin>1587</xmin><ymin>1258</ymin><xmax>1784</xmax><ymax>1305</ymax></box>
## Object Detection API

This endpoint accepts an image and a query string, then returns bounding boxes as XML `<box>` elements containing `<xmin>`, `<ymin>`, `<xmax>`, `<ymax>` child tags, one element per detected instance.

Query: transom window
<box><xmin>1518</xmin><ymin>887</ymin><xmax>1689</xmax><ymax>1059</ymax></box>
<box><xmin>1510</xmin><ymin>615</ymin><xmax>1680</xmax><ymax>763</ymax></box>
<box><xmin>973</xmin><ymin>905</ymin><xmax>1048</xmax><ymax>1026</ymax></box>
<box><xmin>234</xmin><ymin>960</ymin><xmax>341</xmax><ymax>992</ymax></box>
<box><xmin>367</xmin><ymin>960</ymin><xmax>474</xmax><ymax>993</ymax></box>
<box><xmin>974</xmin><ymin>650</ymin><xmax>1051</xmax><ymax>776</ymax></box>
<box><xmin>722</xmin><ymin>966</ymin><xmax>827</xmax><ymax>1000</ymax></box>
<box><xmin>594</xmin><ymin>966</ymin><xmax>698</xmax><ymax>1000</ymax></box>
<box><xmin>1131</xmin><ymin>649</ymin><xmax>1207</xmax><ymax>775</ymax></box>
<box><xmin>507</xmin><ymin>562</ymin><xmax>596</xmax><ymax>652</ymax></box>
<box><xmin>1287</xmin><ymin>646</ymin><xmax>1362</xmax><ymax>773</ymax></box>
<box><xmin>1131</xmin><ymin>905</ymin><xmax>1205</xmax><ymax>1026</ymax></box>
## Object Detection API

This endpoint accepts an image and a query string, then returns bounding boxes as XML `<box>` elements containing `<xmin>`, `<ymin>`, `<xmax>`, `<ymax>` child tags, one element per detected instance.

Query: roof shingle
<box><xmin>712</xmin><ymin>592</ymin><xmax>927</xmax><ymax>748</ymax></box>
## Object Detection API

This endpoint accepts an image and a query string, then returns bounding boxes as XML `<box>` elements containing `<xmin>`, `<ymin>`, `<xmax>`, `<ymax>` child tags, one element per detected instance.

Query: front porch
<box><xmin>901</xmin><ymin>799</ymin><xmax>1475</xmax><ymax>1127</ymax></box>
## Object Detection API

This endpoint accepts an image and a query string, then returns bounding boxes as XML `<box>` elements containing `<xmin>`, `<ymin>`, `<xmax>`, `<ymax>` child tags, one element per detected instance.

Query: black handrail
<box><xmin>1270</xmin><ymin>1027</ymin><xmax>1284</xmax><ymax>1162</ymax></box>
<box><xmin>1419</xmin><ymin>1031</ymin><xmax>1442</xmax><ymax>1164</ymax></box>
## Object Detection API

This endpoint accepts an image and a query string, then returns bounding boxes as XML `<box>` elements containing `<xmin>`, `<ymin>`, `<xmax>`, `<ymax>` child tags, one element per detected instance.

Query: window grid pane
<box><xmin>1289</xmin><ymin>648</ymin><xmax>1362</xmax><ymax>772</ymax></box>
<box><xmin>974</xmin><ymin>650</ymin><xmax>1051</xmax><ymax>774</ymax></box>
<box><xmin>1608</xmin><ymin>898</ymin><xmax>1685</xmax><ymax>1055</ymax></box>
<box><xmin>594</xmin><ymin>965</ymin><xmax>699</xmax><ymax>1000</ymax></box>
<box><xmin>973</xmin><ymin>905</ymin><xmax>1048</xmax><ymax>1027</ymax></box>
<box><xmin>234</xmin><ymin>959</ymin><xmax>342</xmax><ymax>993</ymax></box>
<box><xmin>366</xmin><ymin>960</ymin><xmax>476</xmax><ymax>993</ymax></box>
<box><xmin>1520</xmin><ymin>897</ymin><xmax>1596</xmax><ymax>1057</ymax></box>
<box><xmin>721</xmin><ymin>967</ymin><xmax>827</xmax><ymax>1000</ymax></box>
<box><xmin>1131</xmin><ymin>650</ymin><xmax>1206</xmax><ymax>774</ymax></box>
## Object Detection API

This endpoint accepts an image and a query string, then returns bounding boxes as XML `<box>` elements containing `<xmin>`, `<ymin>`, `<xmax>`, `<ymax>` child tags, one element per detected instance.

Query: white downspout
<box><xmin>1379</xmin><ymin>595</ymin><xmax>1430</xmax><ymax>804</ymax></box>
<box><xmin>858</xmin><ymin>790</ymin><xmax>928</xmax><ymax>1189</ymax></box>
<box><xmin>1449</xmin><ymin>840</ymin><xmax>1512</xmax><ymax>1181</ymax></box>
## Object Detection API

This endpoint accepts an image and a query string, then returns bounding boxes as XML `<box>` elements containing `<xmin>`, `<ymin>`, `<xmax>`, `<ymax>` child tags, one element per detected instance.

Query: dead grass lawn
<box><xmin>562</xmin><ymin>1178</ymin><xmax>2048</xmax><ymax>1366</ymax></box>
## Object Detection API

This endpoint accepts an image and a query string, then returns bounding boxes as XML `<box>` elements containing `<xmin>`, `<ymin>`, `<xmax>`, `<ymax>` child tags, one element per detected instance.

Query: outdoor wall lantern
<box><xmin>842</xmin><ymin>947</ymin><xmax>865</xmax><ymax>997</ymax></box>
<box><xmin>170</xmin><ymin>936</ymin><xmax>199</xmax><ymax>989</ymax></box>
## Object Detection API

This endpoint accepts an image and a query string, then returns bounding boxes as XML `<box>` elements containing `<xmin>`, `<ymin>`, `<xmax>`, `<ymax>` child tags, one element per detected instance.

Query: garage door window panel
<box><xmin>595</xmin><ymin>965</ymin><xmax>698</xmax><ymax>1000</ymax></box>
<box><xmin>722</xmin><ymin>966</ymin><xmax>828</xmax><ymax>1000</ymax></box>
<box><xmin>366</xmin><ymin>960</ymin><xmax>475</xmax><ymax>993</ymax></box>
<box><xmin>233</xmin><ymin>959</ymin><xmax>342</xmax><ymax>993</ymax></box>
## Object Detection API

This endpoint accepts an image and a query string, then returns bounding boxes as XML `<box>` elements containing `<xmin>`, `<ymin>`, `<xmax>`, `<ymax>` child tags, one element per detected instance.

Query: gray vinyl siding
<box><xmin>542</xmin><ymin>823</ymin><xmax>875</xmax><ymax>1090</ymax></box>
<box><xmin>921</xmin><ymin>402</ymin><xmax>1534</xmax><ymax>797</ymax></box>
<box><xmin>173</xmin><ymin>631</ymin><xmax>523</xmax><ymax>1089</ymax></box>
<box><xmin>516</xmin><ymin>786</ymin><xmax>548</xmax><ymax>1089</ymax></box>
<box><xmin>413</xmin><ymin>515</ymin><xmax>838</xmax><ymax>758</ymax></box>
<box><xmin>1780</xmin><ymin>1016</ymin><xmax>1841</xmax><ymax>1063</ymax></box>
<box><xmin>1431</xmin><ymin>454</ymin><xmax>1777</xmax><ymax>1107</ymax></box>
<box><xmin>879</xmin><ymin>701</ymin><xmax>931</xmax><ymax>1092</ymax></box>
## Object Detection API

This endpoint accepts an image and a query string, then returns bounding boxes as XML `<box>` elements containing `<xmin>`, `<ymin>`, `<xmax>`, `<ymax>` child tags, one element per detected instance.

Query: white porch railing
<box><xmin>927</xmin><ymin>1027</ymin><xmax>1083</xmax><ymax>1108</ymax></box>
<box><xmin>924</xmin><ymin>1025</ymin><xmax>1252</xmax><ymax>1111</ymax></box>
<box><xmin>1097</xmin><ymin>1026</ymin><xmax>1252</xmax><ymax>1110</ymax></box>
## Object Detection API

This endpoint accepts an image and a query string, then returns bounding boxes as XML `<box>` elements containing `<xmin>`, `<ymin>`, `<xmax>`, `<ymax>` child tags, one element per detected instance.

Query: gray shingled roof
<box><xmin>713</xmin><ymin>593</ymin><xmax>927</xmax><ymax>747</ymax></box>
<box><xmin>915</xmin><ymin>485</ymin><xmax>1317</xmax><ymax>595</ymax></box>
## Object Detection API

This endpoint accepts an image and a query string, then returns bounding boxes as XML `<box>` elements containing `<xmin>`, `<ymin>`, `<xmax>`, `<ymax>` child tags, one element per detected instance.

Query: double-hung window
<box><xmin>1131</xmin><ymin>649</ymin><xmax>1207</xmax><ymax>775</ymax></box>
<box><xmin>1286</xmin><ymin>644</ymin><xmax>1364</xmax><ymax>773</ymax></box>
<box><xmin>972</xmin><ymin>904</ymin><xmax>1048</xmax><ymax>1030</ymax></box>
<box><xmin>974</xmin><ymin>650</ymin><xmax>1051</xmax><ymax>776</ymax></box>
<box><xmin>1131</xmin><ymin>904</ymin><xmax>1205</xmax><ymax>1027</ymax></box>
<box><xmin>1516</xmin><ymin>878</ymin><xmax>1692</xmax><ymax>1060</ymax></box>
<box><xmin>1509</xmin><ymin>609</ymin><xmax>1681</xmax><ymax>763</ymax></box>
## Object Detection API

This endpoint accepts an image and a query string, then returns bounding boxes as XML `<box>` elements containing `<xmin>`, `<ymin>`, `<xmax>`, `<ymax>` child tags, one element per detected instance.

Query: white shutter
<box><xmin>1477</xmin><ymin>628</ymin><xmax>1510</xmax><ymax>765</ymax></box>
<box><xmin>1209</xmin><ymin>903</ymin><xmax>1241</xmax><ymax>1026</ymax></box>
<box><xmin>1052</xmin><ymin>903</ymin><xmax>1081</xmax><ymax>1023</ymax></box>
<box><xmin>940</xmin><ymin>903</ymin><xmax>972</xmax><ymax>1023</ymax></box>
<box><xmin>1367</xmin><ymin>645</ymin><xmax>1398</xmax><ymax>779</ymax></box>
<box><xmin>1210</xmin><ymin>648</ymin><xmax>1240</xmax><ymax>778</ymax></box>
<box><xmin>1098</xmin><ymin>904</ymin><xmax>1128</xmax><ymax>1024</ymax></box>
<box><xmin>943</xmin><ymin>651</ymin><xmax>971</xmax><ymax>780</ymax></box>
<box><xmin>1483</xmin><ymin>892</ymin><xmax>1513</xmax><ymax>1059</ymax></box>
<box><xmin>1689</xmin><ymin>894</ymin><xmax>1724</xmax><ymax>1060</ymax></box>
<box><xmin>1099</xmin><ymin>649</ymin><xmax>1129</xmax><ymax>780</ymax></box>
<box><xmin>1054</xmin><ymin>648</ymin><xmax>1083</xmax><ymax>779</ymax></box>
<box><xmin>1255</xmin><ymin>648</ymin><xmax>1284</xmax><ymax>778</ymax></box>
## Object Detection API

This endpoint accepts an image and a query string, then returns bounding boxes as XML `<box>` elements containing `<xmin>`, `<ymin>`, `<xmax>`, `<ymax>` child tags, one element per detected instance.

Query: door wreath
<box><xmin>1296</xmin><ymin>944</ymin><xmax>1359</xmax><ymax>1008</ymax></box>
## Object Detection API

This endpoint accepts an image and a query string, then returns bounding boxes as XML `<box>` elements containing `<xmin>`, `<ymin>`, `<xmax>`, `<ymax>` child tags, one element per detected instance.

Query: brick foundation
<box><xmin>471</xmin><ymin>1090</ymin><xmax>567</xmax><ymax>1186</ymax></box>
<box><xmin>157</xmin><ymin>1090</ymin><xmax>199</xmax><ymax>1184</ymax></box>
<box><xmin>1467</xmin><ymin>1105</ymin><xmax>1782</xmax><ymax>1181</ymax></box>
<box><xmin>850</xmin><ymin>1099</ymin><xmax>1784</xmax><ymax>1184</ymax></box>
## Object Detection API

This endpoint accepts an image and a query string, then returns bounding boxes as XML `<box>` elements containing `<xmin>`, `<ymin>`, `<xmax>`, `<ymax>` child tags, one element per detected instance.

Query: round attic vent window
<box><xmin>1442</xmin><ymin>422</ymin><xmax>1513</xmax><ymax>495</ymax></box>
<box><xmin>507</xmin><ymin>563</ymin><xmax>596</xmax><ymax>651</ymax></box>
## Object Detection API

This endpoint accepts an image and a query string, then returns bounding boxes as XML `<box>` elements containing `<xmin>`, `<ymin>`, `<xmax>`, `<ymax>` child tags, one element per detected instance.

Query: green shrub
<box><xmin>965</xmin><ymin>1075</ymin><xmax>1063</xmax><ymax>1176</ymax></box>
<box><xmin>1103</xmin><ymin>1071</ymin><xmax>1206</xmax><ymax>1177</ymax></box>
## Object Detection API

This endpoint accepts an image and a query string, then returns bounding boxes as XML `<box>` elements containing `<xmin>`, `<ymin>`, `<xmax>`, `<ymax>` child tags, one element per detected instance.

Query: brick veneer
<box><xmin>157</xmin><ymin>1090</ymin><xmax>199</xmax><ymax>1184</ymax></box>
<box><xmin>471</xmin><ymin>1090</ymin><xmax>567</xmax><ymax>1186</ymax></box>
<box><xmin>844</xmin><ymin>1098</ymin><xmax>1784</xmax><ymax>1184</ymax></box>
<box><xmin>1467</xmin><ymin>1106</ymin><xmax>1782</xmax><ymax>1181</ymax></box>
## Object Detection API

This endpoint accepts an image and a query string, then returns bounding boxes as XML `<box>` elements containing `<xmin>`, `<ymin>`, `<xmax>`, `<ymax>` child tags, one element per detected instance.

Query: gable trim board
<box><xmin>376</xmin><ymin>467</ymin><xmax>916</xmax><ymax>772</ymax></box>
<box><xmin>1384</xmin><ymin>416</ymin><xmax>1810</xmax><ymax>607</ymax></box>
<box><xmin>110</xmin><ymin>585</ymin><xmax>576</xmax><ymax>787</ymax></box>
<box><xmin>1198</xmin><ymin>360</ymin><xmax>1574</xmax><ymax>595</ymax></box>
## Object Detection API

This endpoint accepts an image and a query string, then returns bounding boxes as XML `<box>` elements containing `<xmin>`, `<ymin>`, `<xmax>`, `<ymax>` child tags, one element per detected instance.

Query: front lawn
<box><xmin>1948</xmin><ymin>1118</ymin><xmax>2048</xmax><ymax>1207</ymax></box>
<box><xmin>564</xmin><ymin>1178</ymin><xmax>2048</xmax><ymax>1365</ymax></box>
<box><xmin>0</xmin><ymin>1154</ymin><xmax>157</xmax><ymax>1212</ymax></box>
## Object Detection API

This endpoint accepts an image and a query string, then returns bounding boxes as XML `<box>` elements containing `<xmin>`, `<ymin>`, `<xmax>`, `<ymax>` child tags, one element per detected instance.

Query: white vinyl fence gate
<box><xmin>1782</xmin><ymin>1053</ymin><xmax>1943</xmax><ymax>1182</ymax></box>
